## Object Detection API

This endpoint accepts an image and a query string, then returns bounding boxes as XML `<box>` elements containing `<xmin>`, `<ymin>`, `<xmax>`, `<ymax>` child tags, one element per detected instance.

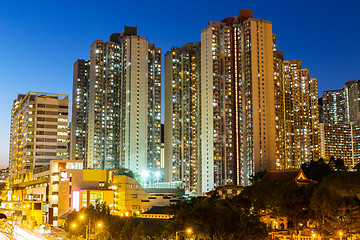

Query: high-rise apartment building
<box><xmin>322</xmin><ymin>89</ymin><xmax>346</xmax><ymax>124</ymax></box>
<box><xmin>165</xmin><ymin>9</ymin><xmax>322</xmax><ymax>193</ymax></box>
<box><xmin>291</xmin><ymin>69</ymin><xmax>320</xmax><ymax>165</ymax></box>
<box><xmin>75</xmin><ymin>26</ymin><xmax>161</xmax><ymax>182</ymax></box>
<box><xmin>9</xmin><ymin>92</ymin><xmax>69</xmax><ymax>185</ymax></box>
<box><xmin>70</xmin><ymin>59</ymin><xmax>90</xmax><ymax>161</ymax></box>
<box><xmin>345</xmin><ymin>79</ymin><xmax>360</xmax><ymax>121</ymax></box>
<box><xmin>200</xmin><ymin>9</ymin><xmax>277</xmax><ymax>190</ymax></box>
<box><xmin>165</xmin><ymin>9</ymin><xmax>280</xmax><ymax>192</ymax></box>
<box><xmin>274</xmin><ymin>57</ymin><xmax>320</xmax><ymax>169</ymax></box>
<box><xmin>320</xmin><ymin>122</ymin><xmax>360</xmax><ymax>167</ymax></box>
<box><xmin>147</xmin><ymin>44</ymin><xmax>162</xmax><ymax>178</ymax></box>
<box><xmin>318</xmin><ymin>79</ymin><xmax>360</xmax><ymax>168</ymax></box>
<box><xmin>164</xmin><ymin>42</ymin><xmax>201</xmax><ymax>193</ymax></box>
<box><xmin>318</xmin><ymin>97</ymin><xmax>324</xmax><ymax>123</ymax></box>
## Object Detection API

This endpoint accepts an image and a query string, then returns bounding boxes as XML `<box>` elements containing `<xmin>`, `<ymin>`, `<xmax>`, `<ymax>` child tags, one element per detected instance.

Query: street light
<box><xmin>176</xmin><ymin>228</ymin><xmax>193</xmax><ymax>240</ymax></box>
<box><xmin>79</xmin><ymin>215</ymin><xmax>91</xmax><ymax>240</ymax></box>
<box><xmin>339</xmin><ymin>231</ymin><xmax>343</xmax><ymax>240</ymax></box>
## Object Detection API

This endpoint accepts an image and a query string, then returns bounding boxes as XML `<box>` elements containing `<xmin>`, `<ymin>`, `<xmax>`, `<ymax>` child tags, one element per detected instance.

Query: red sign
<box><xmin>60</xmin><ymin>171</ymin><xmax>69</xmax><ymax>181</ymax></box>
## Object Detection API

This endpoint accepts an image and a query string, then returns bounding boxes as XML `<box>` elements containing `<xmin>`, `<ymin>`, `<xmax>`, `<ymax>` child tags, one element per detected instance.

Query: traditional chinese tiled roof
<box><xmin>142</xmin><ymin>206</ymin><xmax>167</xmax><ymax>214</ymax></box>
<box><xmin>258</xmin><ymin>169</ymin><xmax>316</xmax><ymax>184</ymax></box>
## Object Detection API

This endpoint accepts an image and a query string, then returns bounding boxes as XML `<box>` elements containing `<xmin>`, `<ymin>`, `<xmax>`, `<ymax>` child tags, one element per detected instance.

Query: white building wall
<box><xmin>200</xmin><ymin>26</ymin><xmax>215</xmax><ymax>193</ymax></box>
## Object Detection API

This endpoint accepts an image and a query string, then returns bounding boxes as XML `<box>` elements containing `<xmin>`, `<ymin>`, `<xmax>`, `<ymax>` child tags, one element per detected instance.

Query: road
<box><xmin>1</xmin><ymin>219</ymin><xmax>67</xmax><ymax>240</ymax></box>
<box><xmin>0</xmin><ymin>231</ymin><xmax>11</xmax><ymax>240</ymax></box>
<box><xmin>12</xmin><ymin>225</ymin><xmax>49</xmax><ymax>240</ymax></box>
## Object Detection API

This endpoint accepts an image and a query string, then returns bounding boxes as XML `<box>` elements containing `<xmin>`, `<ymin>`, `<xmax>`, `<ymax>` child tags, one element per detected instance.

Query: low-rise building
<box><xmin>5</xmin><ymin>160</ymin><xmax>184</xmax><ymax>227</ymax></box>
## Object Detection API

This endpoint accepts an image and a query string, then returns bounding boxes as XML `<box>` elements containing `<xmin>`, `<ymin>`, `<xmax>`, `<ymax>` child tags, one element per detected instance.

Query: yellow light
<box><xmin>186</xmin><ymin>228</ymin><xmax>192</xmax><ymax>234</ymax></box>
<box><xmin>340</xmin><ymin>232</ymin><xmax>343</xmax><ymax>236</ymax></box>
<box><xmin>312</xmin><ymin>234</ymin><xmax>316</xmax><ymax>237</ymax></box>
<box><xmin>125</xmin><ymin>212</ymin><xmax>129</xmax><ymax>217</ymax></box>
<box><xmin>98</xmin><ymin>223</ymin><xmax>102</xmax><ymax>227</ymax></box>
<box><xmin>72</xmin><ymin>224</ymin><xmax>76</xmax><ymax>228</ymax></box>
<box><xmin>80</xmin><ymin>215</ymin><xmax>84</xmax><ymax>219</ymax></box>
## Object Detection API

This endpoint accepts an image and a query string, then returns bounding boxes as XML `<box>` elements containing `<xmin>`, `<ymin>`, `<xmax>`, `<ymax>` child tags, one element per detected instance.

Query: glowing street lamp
<box><xmin>176</xmin><ymin>228</ymin><xmax>193</xmax><ymax>240</ymax></box>
<box><xmin>79</xmin><ymin>214</ymin><xmax>91</xmax><ymax>240</ymax></box>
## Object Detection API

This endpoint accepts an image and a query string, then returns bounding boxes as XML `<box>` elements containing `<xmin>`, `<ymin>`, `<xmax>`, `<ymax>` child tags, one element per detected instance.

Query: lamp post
<box><xmin>80</xmin><ymin>215</ymin><xmax>91</xmax><ymax>240</ymax></box>
<box><xmin>176</xmin><ymin>228</ymin><xmax>192</xmax><ymax>240</ymax></box>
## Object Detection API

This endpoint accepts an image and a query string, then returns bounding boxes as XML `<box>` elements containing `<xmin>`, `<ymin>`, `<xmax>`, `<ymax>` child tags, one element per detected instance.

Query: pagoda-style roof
<box><xmin>258</xmin><ymin>169</ymin><xmax>316</xmax><ymax>184</ymax></box>
<box><xmin>216</xmin><ymin>184</ymin><xmax>244</xmax><ymax>190</ymax></box>
<box><xmin>142</xmin><ymin>206</ymin><xmax>167</xmax><ymax>215</ymax></box>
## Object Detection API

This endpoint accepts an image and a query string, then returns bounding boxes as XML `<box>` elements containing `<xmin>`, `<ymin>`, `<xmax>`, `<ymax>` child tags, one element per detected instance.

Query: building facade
<box><xmin>317</xmin><ymin>79</ymin><xmax>360</xmax><ymax>168</ymax></box>
<box><xmin>322</xmin><ymin>89</ymin><xmax>346</xmax><ymax>124</ymax></box>
<box><xmin>164</xmin><ymin>42</ymin><xmax>201</xmax><ymax>193</ymax></box>
<box><xmin>274</xmin><ymin>55</ymin><xmax>320</xmax><ymax>169</ymax></box>
<box><xmin>200</xmin><ymin>9</ymin><xmax>277</xmax><ymax>190</ymax></box>
<box><xmin>70</xmin><ymin>59</ymin><xmax>90</xmax><ymax>161</ymax></box>
<box><xmin>72</xmin><ymin>27</ymin><xmax>161</xmax><ymax>183</ymax></box>
<box><xmin>319</xmin><ymin>122</ymin><xmax>360</xmax><ymax>167</ymax></box>
<box><xmin>344</xmin><ymin>79</ymin><xmax>360</xmax><ymax>121</ymax></box>
<box><xmin>9</xmin><ymin>92</ymin><xmax>69</xmax><ymax>185</ymax></box>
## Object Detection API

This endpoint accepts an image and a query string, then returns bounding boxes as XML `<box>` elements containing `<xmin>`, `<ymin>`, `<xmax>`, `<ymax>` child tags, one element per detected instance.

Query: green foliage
<box><xmin>67</xmin><ymin>235</ymin><xmax>86</xmax><ymax>240</ymax></box>
<box><xmin>65</xmin><ymin>202</ymin><xmax>128</xmax><ymax>240</ymax></box>
<box><xmin>241</xmin><ymin>181</ymin><xmax>314</xmax><ymax>228</ymax></box>
<box><xmin>242</xmin><ymin>163</ymin><xmax>360</xmax><ymax>238</ymax></box>
<box><xmin>133</xmin><ymin>221</ymin><xmax>146</xmax><ymax>240</ymax></box>
<box><xmin>310</xmin><ymin>173</ymin><xmax>360</xmax><ymax>236</ymax></box>
<box><xmin>335</xmin><ymin>158</ymin><xmax>347</xmax><ymax>172</ymax></box>
<box><xmin>249</xmin><ymin>170</ymin><xmax>267</xmax><ymax>183</ymax></box>
<box><xmin>114</xmin><ymin>167</ymin><xmax>141</xmax><ymax>183</ymax></box>
<box><xmin>301</xmin><ymin>159</ymin><xmax>332</xmax><ymax>182</ymax></box>
<box><xmin>114</xmin><ymin>167</ymin><xmax>135</xmax><ymax>178</ymax></box>
<box><xmin>119</xmin><ymin>217</ymin><xmax>137</xmax><ymax>240</ymax></box>
<box><xmin>162</xmin><ymin>198</ymin><xmax>268</xmax><ymax>240</ymax></box>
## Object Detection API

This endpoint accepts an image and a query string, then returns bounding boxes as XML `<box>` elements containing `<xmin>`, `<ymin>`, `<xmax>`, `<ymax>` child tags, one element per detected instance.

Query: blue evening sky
<box><xmin>0</xmin><ymin>0</ymin><xmax>359</xmax><ymax>168</ymax></box>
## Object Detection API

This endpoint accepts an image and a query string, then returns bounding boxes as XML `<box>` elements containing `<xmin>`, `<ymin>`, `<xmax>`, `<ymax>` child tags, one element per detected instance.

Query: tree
<box><xmin>301</xmin><ymin>158</ymin><xmax>332</xmax><ymax>182</ymax></box>
<box><xmin>114</xmin><ymin>167</ymin><xmax>141</xmax><ymax>183</ymax></box>
<box><xmin>310</xmin><ymin>174</ymin><xmax>360</xmax><ymax>236</ymax></box>
<box><xmin>335</xmin><ymin>158</ymin><xmax>347</xmax><ymax>172</ymax></box>
<box><xmin>241</xmin><ymin>181</ymin><xmax>314</xmax><ymax>229</ymax></box>
<box><xmin>119</xmin><ymin>217</ymin><xmax>137</xmax><ymax>240</ymax></box>
<box><xmin>133</xmin><ymin>221</ymin><xmax>146</xmax><ymax>240</ymax></box>
<box><xmin>165</xmin><ymin>198</ymin><xmax>268</xmax><ymax>240</ymax></box>
<box><xmin>249</xmin><ymin>170</ymin><xmax>267</xmax><ymax>183</ymax></box>
<box><xmin>65</xmin><ymin>202</ymin><xmax>127</xmax><ymax>240</ymax></box>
